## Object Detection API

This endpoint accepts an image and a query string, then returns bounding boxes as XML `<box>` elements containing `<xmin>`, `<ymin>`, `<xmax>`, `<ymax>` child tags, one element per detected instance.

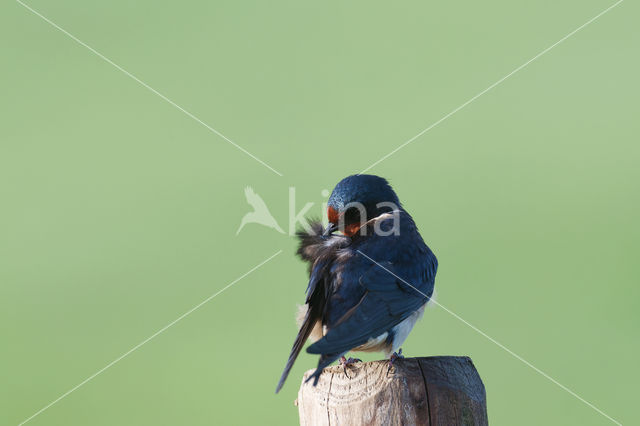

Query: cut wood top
<box><xmin>297</xmin><ymin>356</ymin><xmax>487</xmax><ymax>426</ymax></box>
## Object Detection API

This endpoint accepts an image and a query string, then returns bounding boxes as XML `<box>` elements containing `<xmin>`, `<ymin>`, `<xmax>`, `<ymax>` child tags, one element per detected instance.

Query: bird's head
<box><xmin>325</xmin><ymin>174</ymin><xmax>401</xmax><ymax>237</ymax></box>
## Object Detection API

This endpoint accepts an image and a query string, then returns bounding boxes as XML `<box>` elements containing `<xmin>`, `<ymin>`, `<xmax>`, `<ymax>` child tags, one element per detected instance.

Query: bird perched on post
<box><xmin>276</xmin><ymin>174</ymin><xmax>437</xmax><ymax>393</ymax></box>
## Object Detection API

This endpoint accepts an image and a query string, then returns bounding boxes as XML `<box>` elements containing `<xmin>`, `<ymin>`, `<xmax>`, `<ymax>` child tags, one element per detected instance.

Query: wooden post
<box><xmin>297</xmin><ymin>356</ymin><xmax>487</xmax><ymax>426</ymax></box>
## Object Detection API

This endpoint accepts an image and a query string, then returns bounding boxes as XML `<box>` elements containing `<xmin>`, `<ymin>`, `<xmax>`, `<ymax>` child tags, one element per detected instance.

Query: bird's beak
<box><xmin>323</xmin><ymin>222</ymin><xmax>338</xmax><ymax>236</ymax></box>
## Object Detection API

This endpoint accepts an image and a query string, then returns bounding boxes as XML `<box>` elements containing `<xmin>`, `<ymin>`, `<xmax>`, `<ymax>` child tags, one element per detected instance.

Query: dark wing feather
<box><xmin>307</xmin><ymin>255</ymin><xmax>435</xmax><ymax>357</ymax></box>
<box><xmin>275</xmin><ymin>288</ymin><xmax>324</xmax><ymax>393</ymax></box>
<box><xmin>275</xmin><ymin>222</ymin><xmax>347</xmax><ymax>393</ymax></box>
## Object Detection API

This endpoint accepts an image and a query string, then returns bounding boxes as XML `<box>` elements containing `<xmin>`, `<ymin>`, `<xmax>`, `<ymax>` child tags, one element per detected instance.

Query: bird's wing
<box><xmin>244</xmin><ymin>186</ymin><xmax>270</xmax><ymax>212</ymax></box>
<box><xmin>306</xmin><ymin>253</ymin><xmax>435</xmax><ymax>357</ymax></box>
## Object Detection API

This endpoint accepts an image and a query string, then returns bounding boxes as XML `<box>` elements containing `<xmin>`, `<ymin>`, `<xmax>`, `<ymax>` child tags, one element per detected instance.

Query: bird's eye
<box><xmin>344</xmin><ymin>206</ymin><xmax>362</xmax><ymax>224</ymax></box>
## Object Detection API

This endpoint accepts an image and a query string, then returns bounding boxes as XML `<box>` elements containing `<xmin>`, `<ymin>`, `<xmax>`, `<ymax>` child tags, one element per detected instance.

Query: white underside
<box><xmin>353</xmin><ymin>331</ymin><xmax>389</xmax><ymax>353</ymax></box>
<box><xmin>389</xmin><ymin>304</ymin><xmax>425</xmax><ymax>356</ymax></box>
<box><xmin>298</xmin><ymin>302</ymin><xmax>427</xmax><ymax>358</ymax></box>
<box><xmin>353</xmin><ymin>304</ymin><xmax>426</xmax><ymax>357</ymax></box>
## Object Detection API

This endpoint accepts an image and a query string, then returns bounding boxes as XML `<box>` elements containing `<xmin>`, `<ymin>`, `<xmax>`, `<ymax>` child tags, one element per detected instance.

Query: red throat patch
<box><xmin>327</xmin><ymin>206</ymin><xmax>339</xmax><ymax>224</ymax></box>
<box><xmin>343</xmin><ymin>223</ymin><xmax>361</xmax><ymax>236</ymax></box>
<box><xmin>327</xmin><ymin>206</ymin><xmax>361</xmax><ymax>236</ymax></box>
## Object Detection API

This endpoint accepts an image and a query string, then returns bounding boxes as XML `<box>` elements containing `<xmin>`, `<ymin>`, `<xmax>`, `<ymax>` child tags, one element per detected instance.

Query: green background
<box><xmin>1</xmin><ymin>1</ymin><xmax>638</xmax><ymax>425</ymax></box>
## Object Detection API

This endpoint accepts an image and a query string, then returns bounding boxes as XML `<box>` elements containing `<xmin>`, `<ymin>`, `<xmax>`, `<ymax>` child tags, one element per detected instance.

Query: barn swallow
<box><xmin>276</xmin><ymin>174</ymin><xmax>437</xmax><ymax>393</ymax></box>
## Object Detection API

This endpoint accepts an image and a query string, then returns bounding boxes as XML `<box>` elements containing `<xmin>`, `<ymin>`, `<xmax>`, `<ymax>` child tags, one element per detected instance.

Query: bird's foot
<box><xmin>339</xmin><ymin>356</ymin><xmax>362</xmax><ymax>378</ymax></box>
<box><xmin>387</xmin><ymin>349</ymin><xmax>404</xmax><ymax>372</ymax></box>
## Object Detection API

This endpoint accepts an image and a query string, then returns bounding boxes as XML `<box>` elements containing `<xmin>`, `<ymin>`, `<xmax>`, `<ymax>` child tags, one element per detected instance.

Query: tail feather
<box><xmin>275</xmin><ymin>308</ymin><xmax>318</xmax><ymax>393</ymax></box>
<box><xmin>304</xmin><ymin>352</ymin><xmax>343</xmax><ymax>386</ymax></box>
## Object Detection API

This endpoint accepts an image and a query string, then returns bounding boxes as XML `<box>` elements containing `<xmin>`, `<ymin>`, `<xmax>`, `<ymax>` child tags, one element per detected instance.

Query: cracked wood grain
<box><xmin>298</xmin><ymin>356</ymin><xmax>487</xmax><ymax>426</ymax></box>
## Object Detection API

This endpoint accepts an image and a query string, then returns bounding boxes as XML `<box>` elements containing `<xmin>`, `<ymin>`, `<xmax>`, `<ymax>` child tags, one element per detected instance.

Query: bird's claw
<box><xmin>387</xmin><ymin>349</ymin><xmax>404</xmax><ymax>372</ymax></box>
<box><xmin>339</xmin><ymin>356</ymin><xmax>362</xmax><ymax>378</ymax></box>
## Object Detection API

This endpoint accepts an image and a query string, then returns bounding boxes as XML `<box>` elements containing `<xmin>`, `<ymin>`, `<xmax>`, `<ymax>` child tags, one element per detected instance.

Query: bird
<box><xmin>236</xmin><ymin>186</ymin><xmax>284</xmax><ymax>235</ymax></box>
<box><xmin>275</xmin><ymin>174</ymin><xmax>437</xmax><ymax>393</ymax></box>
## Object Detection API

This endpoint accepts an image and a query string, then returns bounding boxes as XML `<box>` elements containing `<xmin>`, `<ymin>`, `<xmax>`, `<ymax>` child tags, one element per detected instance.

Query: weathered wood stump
<box><xmin>297</xmin><ymin>356</ymin><xmax>487</xmax><ymax>426</ymax></box>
